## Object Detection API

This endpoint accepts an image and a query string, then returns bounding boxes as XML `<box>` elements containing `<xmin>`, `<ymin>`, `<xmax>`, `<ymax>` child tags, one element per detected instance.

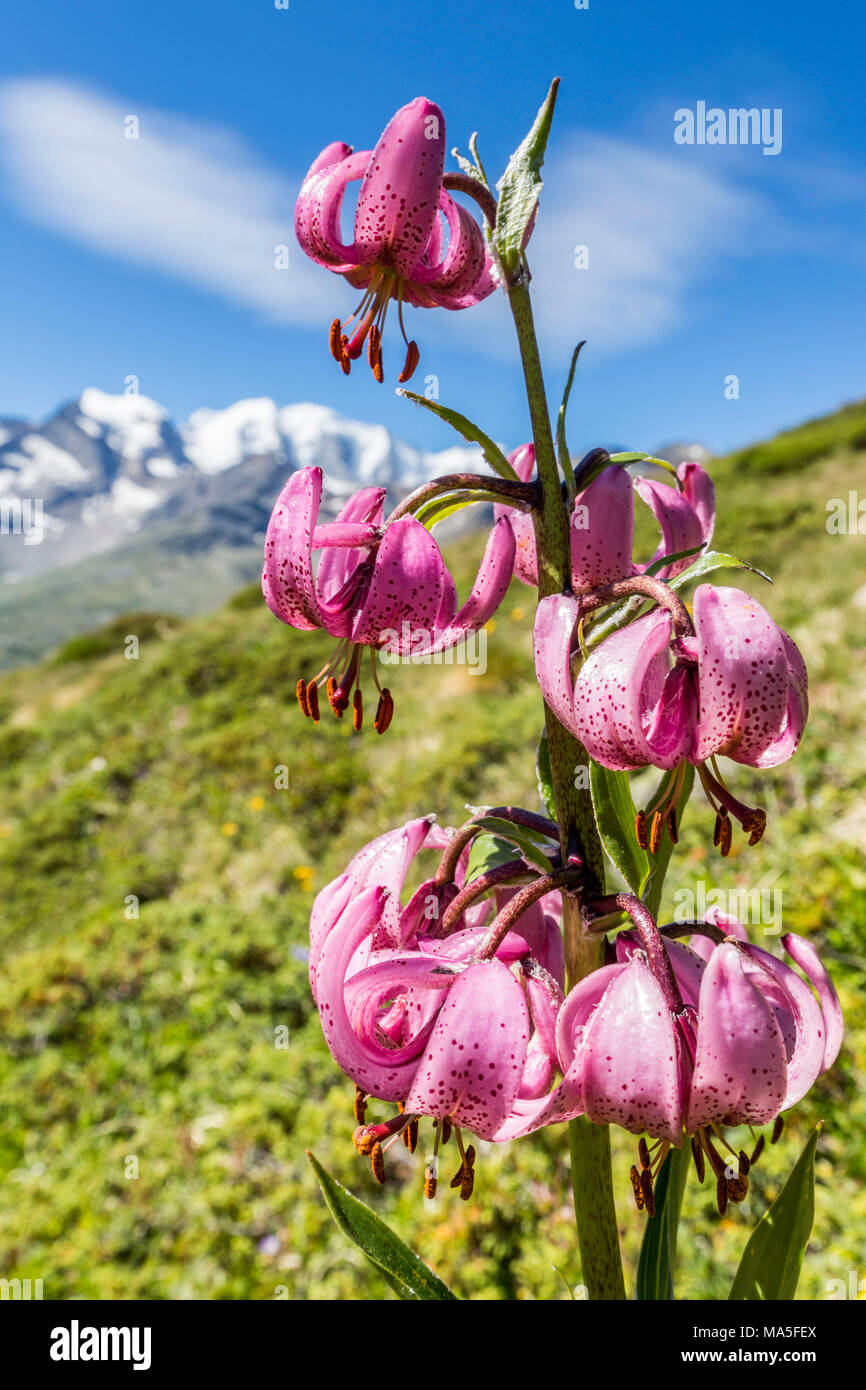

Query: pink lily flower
<box><xmin>263</xmin><ymin>465</ymin><xmax>515</xmax><ymax>730</ymax></box>
<box><xmin>534</xmin><ymin>583</ymin><xmax>808</xmax><ymax>849</ymax></box>
<box><xmin>295</xmin><ymin>97</ymin><xmax>497</xmax><ymax>384</ymax></box>
<box><xmin>494</xmin><ymin>447</ymin><xmax>715</xmax><ymax>588</ymax></box>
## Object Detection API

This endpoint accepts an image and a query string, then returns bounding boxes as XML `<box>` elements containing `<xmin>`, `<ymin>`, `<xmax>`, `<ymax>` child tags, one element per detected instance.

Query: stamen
<box><xmin>718</xmin><ymin>813</ymin><xmax>733</xmax><ymax>857</ymax></box>
<box><xmin>638</xmin><ymin>1137</ymin><xmax>651</xmax><ymax>1170</ymax></box>
<box><xmin>306</xmin><ymin>680</ymin><xmax>320</xmax><ymax>723</ymax></box>
<box><xmin>352</xmin><ymin>688</ymin><xmax>363</xmax><ymax>731</ymax></box>
<box><xmin>712</xmin><ymin>810</ymin><xmax>723</xmax><ymax>848</ymax></box>
<box><xmin>328</xmin><ymin>319</ymin><xmax>343</xmax><ymax>362</ymax></box>
<box><xmin>649</xmin><ymin>811</ymin><xmax>663</xmax><ymax>855</ymax></box>
<box><xmin>402</xmin><ymin>1119</ymin><xmax>419</xmax><ymax>1154</ymax></box>
<box><xmin>744</xmin><ymin>808</ymin><xmax>767</xmax><ymax>846</ymax></box>
<box><xmin>326</xmin><ymin>676</ymin><xmax>342</xmax><ymax>717</ymax></box>
<box><xmin>716</xmin><ymin>1173</ymin><xmax>728</xmax><ymax>1216</ymax></box>
<box><xmin>296</xmin><ymin>678</ymin><xmax>310</xmax><ymax>718</ymax></box>
<box><xmin>424</xmin><ymin>1156</ymin><xmax>438</xmax><ymax>1200</ymax></box>
<box><xmin>370</xmin><ymin>1141</ymin><xmax>386</xmax><ymax>1185</ymax></box>
<box><xmin>639</xmin><ymin>1166</ymin><xmax>655</xmax><ymax>1217</ymax></box>
<box><xmin>691</xmin><ymin>1136</ymin><xmax>706</xmax><ymax>1183</ymax></box>
<box><xmin>771</xmin><ymin>1115</ymin><xmax>784</xmax><ymax>1145</ymax></box>
<box><xmin>629</xmin><ymin>1164</ymin><xmax>645</xmax><ymax>1211</ymax></box>
<box><xmin>635</xmin><ymin>810</ymin><xmax>649</xmax><ymax>850</ymax></box>
<box><xmin>750</xmin><ymin>1134</ymin><xmax>766</xmax><ymax>1165</ymax></box>
<box><xmin>374</xmin><ymin>688</ymin><xmax>394</xmax><ymax>734</ymax></box>
<box><xmin>398</xmin><ymin>340</ymin><xmax>420</xmax><ymax>384</ymax></box>
<box><xmin>738</xmin><ymin>1149</ymin><xmax>750</xmax><ymax>1177</ymax></box>
<box><xmin>441</xmin><ymin>1117</ymin><xmax>452</xmax><ymax>1146</ymax></box>
<box><xmin>666</xmin><ymin>807</ymin><xmax>679</xmax><ymax>844</ymax></box>
<box><xmin>353</xmin><ymin>1086</ymin><xmax>367</xmax><ymax>1126</ymax></box>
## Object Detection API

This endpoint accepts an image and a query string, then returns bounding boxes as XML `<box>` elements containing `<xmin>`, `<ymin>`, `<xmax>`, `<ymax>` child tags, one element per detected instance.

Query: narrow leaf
<box><xmin>670</xmin><ymin>550</ymin><xmax>772</xmax><ymax>589</ymax></box>
<box><xmin>636</xmin><ymin>1145</ymin><xmax>690</xmax><ymax>1300</ymax></box>
<box><xmin>728</xmin><ymin>1125</ymin><xmax>820</xmax><ymax>1301</ymax></box>
<box><xmin>556</xmin><ymin>342</ymin><xmax>586</xmax><ymax>504</ymax></box>
<box><xmin>464</xmin><ymin>832</ymin><xmax>525</xmax><ymax>884</ymax></box>
<box><xmin>609</xmin><ymin>451</ymin><xmax>680</xmax><ymax>480</ymax></box>
<box><xmin>468</xmin><ymin>815</ymin><xmax>557</xmax><ymax>873</ymax></box>
<box><xmin>307</xmin><ymin>1151</ymin><xmax>458</xmax><ymax>1300</ymax></box>
<box><xmin>396</xmin><ymin>390</ymin><xmax>518</xmax><ymax>480</ymax></box>
<box><xmin>643</xmin><ymin>544</ymin><xmax>704</xmax><ymax>577</ymax></box>
<box><xmin>536</xmin><ymin>728</ymin><xmax>557</xmax><ymax>820</ymax></box>
<box><xmin>494</xmin><ymin>78</ymin><xmax>559</xmax><ymax>276</ymax></box>
<box><xmin>590</xmin><ymin>763</ymin><xmax>650</xmax><ymax>895</ymax></box>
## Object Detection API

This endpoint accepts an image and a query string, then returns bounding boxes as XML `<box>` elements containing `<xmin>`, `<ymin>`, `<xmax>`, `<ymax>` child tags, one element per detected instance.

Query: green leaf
<box><xmin>609</xmin><ymin>451</ymin><xmax>680</xmax><ymax>479</ymax></box>
<box><xmin>589</xmin><ymin>762</ymin><xmax>650</xmax><ymax>894</ymax></box>
<box><xmin>464</xmin><ymin>832</ymin><xmax>525</xmax><ymax>884</ymax></box>
<box><xmin>728</xmin><ymin>1126</ymin><xmax>820</xmax><ymax>1301</ymax></box>
<box><xmin>494</xmin><ymin>78</ymin><xmax>559</xmax><ymax>276</ymax></box>
<box><xmin>641</xmin><ymin>762</ymin><xmax>694</xmax><ymax>919</ymax></box>
<box><xmin>536</xmin><ymin>728</ymin><xmax>557</xmax><ymax>820</ymax></box>
<box><xmin>414</xmin><ymin>489</ymin><xmax>526</xmax><ymax>529</ymax></box>
<box><xmin>396</xmin><ymin>390</ymin><xmax>518</xmax><ymax>481</ymax></box>
<box><xmin>669</xmin><ymin>550</ymin><xmax>772</xmax><ymax>590</ymax></box>
<box><xmin>467</xmin><ymin>815</ymin><xmax>557</xmax><ymax>873</ymax></box>
<box><xmin>556</xmin><ymin>342</ymin><xmax>586</xmax><ymax>504</ymax></box>
<box><xmin>643</xmin><ymin>545</ymin><xmax>704</xmax><ymax>577</ymax></box>
<box><xmin>636</xmin><ymin>1145</ymin><xmax>690</xmax><ymax>1300</ymax></box>
<box><xmin>307</xmin><ymin>1152</ymin><xmax>458</xmax><ymax>1300</ymax></box>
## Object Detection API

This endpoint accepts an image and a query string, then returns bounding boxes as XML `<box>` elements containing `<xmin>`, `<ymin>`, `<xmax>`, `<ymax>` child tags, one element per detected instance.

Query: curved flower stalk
<box><xmin>534</xmin><ymin>583</ymin><xmax>808</xmax><ymax>852</ymax></box>
<box><xmin>295</xmin><ymin>97</ymin><xmax>498</xmax><ymax>384</ymax></box>
<box><xmin>502</xmin><ymin>898</ymin><xmax>842</xmax><ymax>1216</ymax></box>
<box><xmin>494</xmin><ymin>446</ymin><xmax>715</xmax><ymax>588</ymax></box>
<box><xmin>309</xmin><ymin>811</ymin><xmax>567</xmax><ymax>1196</ymax></box>
<box><xmin>263</xmin><ymin>466</ymin><xmax>515</xmax><ymax>731</ymax></box>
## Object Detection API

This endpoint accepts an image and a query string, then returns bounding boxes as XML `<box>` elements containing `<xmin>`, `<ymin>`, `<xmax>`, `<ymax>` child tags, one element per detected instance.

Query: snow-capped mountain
<box><xmin>0</xmin><ymin>390</ymin><xmax>482</xmax><ymax>583</ymax></box>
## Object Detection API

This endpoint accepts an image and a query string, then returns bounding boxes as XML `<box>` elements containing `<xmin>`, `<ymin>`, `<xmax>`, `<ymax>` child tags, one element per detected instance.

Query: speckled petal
<box><xmin>315</xmin><ymin>486</ymin><xmax>385</xmax><ymax>607</ymax></box>
<box><xmin>353</xmin><ymin>98</ymin><xmax>445</xmax><ymax>277</ymax></box>
<box><xmin>351</xmin><ymin>516</ymin><xmax>450</xmax><ymax>649</ymax></box>
<box><xmin>571</xmin><ymin>465</ymin><xmax>635</xmax><ymax>589</ymax></box>
<box><xmin>262</xmin><ymin>467</ymin><xmax>328</xmax><ymax>632</ymax></box>
<box><xmin>294</xmin><ymin>147</ymin><xmax>371</xmax><ymax>270</ymax></box>
<box><xmin>413</xmin><ymin>517</ymin><xmax>515</xmax><ymax>654</ymax></box>
<box><xmin>692</xmin><ymin>585</ymin><xmax>791</xmax><ymax>766</ymax></box>
<box><xmin>494</xmin><ymin>444</ymin><xmax>537</xmax><ymax>586</ymax></box>
<box><xmin>404</xmin><ymin>959</ymin><xmax>530</xmax><ymax>1139</ymax></box>
<box><xmin>634</xmin><ymin>475</ymin><xmax>706</xmax><ymax>579</ymax></box>
<box><xmin>569</xmin><ymin>610</ymin><xmax>696</xmax><ymax>770</ymax></box>
<box><xmin>751</xmin><ymin>631</ymin><xmax>809</xmax><ymax>768</ymax></box>
<box><xmin>342</xmin><ymin>815</ymin><xmax>437</xmax><ymax>951</ymax></box>
<box><xmin>533</xmin><ymin>594</ymin><xmax>582</xmax><ymax>738</ymax></box>
<box><xmin>579</xmin><ymin>956</ymin><xmax>686</xmax><ymax>1143</ymax></box>
<box><xmin>679</xmin><ymin>461</ymin><xmax>716</xmax><ymax>549</ymax></box>
<box><xmin>781</xmin><ymin>933</ymin><xmax>844</xmax><ymax>1073</ymax></box>
<box><xmin>686</xmin><ymin>943</ymin><xmax>788</xmax><ymax>1130</ymax></box>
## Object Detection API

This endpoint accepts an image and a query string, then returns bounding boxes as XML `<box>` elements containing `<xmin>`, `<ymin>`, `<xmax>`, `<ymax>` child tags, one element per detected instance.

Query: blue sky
<box><xmin>2</xmin><ymin>0</ymin><xmax>865</xmax><ymax>458</ymax></box>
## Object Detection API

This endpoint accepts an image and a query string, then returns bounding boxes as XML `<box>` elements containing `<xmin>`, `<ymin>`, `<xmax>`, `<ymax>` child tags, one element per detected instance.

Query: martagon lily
<box><xmin>295</xmin><ymin>97</ymin><xmax>498</xmax><ymax>384</ymax></box>
<box><xmin>494</xmin><ymin>446</ymin><xmax>715</xmax><ymax>588</ymax></box>
<box><xmin>263</xmin><ymin>466</ymin><xmax>515</xmax><ymax>731</ymax></box>
<box><xmin>534</xmin><ymin>583</ymin><xmax>808</xmax><ymax>851</ymax></box>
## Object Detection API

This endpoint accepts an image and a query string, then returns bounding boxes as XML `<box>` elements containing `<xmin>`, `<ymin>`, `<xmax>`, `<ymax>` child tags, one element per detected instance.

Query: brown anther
<box><xmin>716</xmin><ymin>1173</ymin><xmax>728</xmax><ymax>1216</ymax></box>
<box><xmin>352</xmin><ymin>1124</ymin><xmax>379</xmax><ymax>1156</ymax></box>
<box><xmin>367</xmin><ymin>323</ymin><xmax>381</xmax><ymax>368</ymax></box>
<box><xmin>441</xmin><ymin>1117</ymin><xmax>452</xmax><ymax>1146</ymax></box>
<box><xmin>712</xmin><ymin>810</ymin><xmax>723</xmax><ymax>847</ymax></box>
<box><xmin>727</xmin><ymin>1174</ymin><xmax>749</xmax><ymax>1203</ymax></box>
<box><xmin>638</xmin><ymin>1137</ymin><xmax>651</xmax><ymax>1170</ymax></box>
<box><xmin>667</xmin><ymin>806</ymin><xmax>679</xmax><ymax>844</ymax></box>
<box><xmin>306</xmin><ymin>680</ymin><xmax>320</xmax><ymax>723</ymax></box>
<box><xmin>424</xmin><ymin>1164</ymin><xmax>437</xmax><ymax>1200</ymax></box>
<box><xmin>339</xmin><ymin>350</ymin><xmax>351</xmax><ymax>376</ymax></box>
<box><xmin>374</xmin><ymin>688</ymin><xmax>394</xmax><ymax>734</ymax></box>
<box><xmin>459</xmin><ymin>1166</ymin><xmax>475</xmax><ymax>1201</ymax></box>
<box><xmin>329</xmin><ymin>318</ymin><xmax>344</xmax><ymax>362</ymax></box>
<box><xmin>398</xmin><ymin>340</ymin><xmax>420</xmax><ymax>384</ymax></box>
<box><xmin>449</xmin><ymin>1165</ymin><xmax>463</xmax><ymax>1190</ymax></box>
<box><xmin>405</xmin><ymin>1119</ymin><xmax>419</xmax><ymax>1153</ymax></box>
<box><xmin>738</xmin><ymin>1149</ymin><xmax>751</xmax><ymax>1178</ymax></box>
<box><xmin>353</xmin><ymin>1086</ymin><xmax>367</xmax><ymax>1126</ymax></box>
<box><xmin>326</xmin><ymin>677</ymin><xmax>343</xmax><ymax>718</ymax></box>
<box><xmin>639</xmin><ymin>1166</ymin><xmax>655</xmax><ymax>1217</ymax></box>
<box><xmin>691</xmin><ymin>1136</ymin><xmax>706</xmax><ymax>1184</ymax></box>
<box><xmin>371</xmin><ymin>351</ymin><xmax>384</xmax><ymax>384</ymax></box>
<box><xmin>744</xmin><ymin>808</ymin><xmax>767</xmax><ymax>847</ymax></box>
<box><xmin>629</xmin><ymin>1164</ymin><xmax>645</xmax><ymax>1211</ymax></box>
<box><xmin>771</xmin><ymin>1115</ymin><xmax>785</xmax><ymax>1145</ymax></box>
<box><xmin>718</xmin><ymin>814</ymin><xmax>733</xmax><ymax>857</ymax></box>
<box><xmin>397</xmin><ymin>1101</ymin><xmax>405</xmax><ymax>1114</ymax></box>
<box><xmin>750</xmin><ymin>1134</ymin><xmax>766</xmax><ymax>1165</ymax></box>
<box><xmin>370</xmin><ymin>1142</ymin><xmax>386</xmax><ymax>1185</ymax></box>
<box><xmin>635</xmin><ymin>810</ymin><xmax>649</xmax><ymax>850</ymax></box>
<box><xmin>296</xmin><ymin>678</ymin><xmax>310</xmax><ymax>717</ymax></box>
<box><xmin>352</xmin><ymin>688</ymin><xmax>363</xmax><ymax>731</ymax></box>
<box><xmin>464</xmin><ymin>1144</ymin><xmax>476</xmax><ymax>1170</ymax></box>
<box><xmin>649</xmin><ymin>811</ymin><xmax>664</xmax><ymax>856</ymax></box>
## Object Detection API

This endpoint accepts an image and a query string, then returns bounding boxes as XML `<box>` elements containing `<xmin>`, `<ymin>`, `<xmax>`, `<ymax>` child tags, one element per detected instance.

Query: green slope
<box><xmin>1</xmin><ymin>400</ymin><xmax>864</xmax><ymax>1300</ymax></box>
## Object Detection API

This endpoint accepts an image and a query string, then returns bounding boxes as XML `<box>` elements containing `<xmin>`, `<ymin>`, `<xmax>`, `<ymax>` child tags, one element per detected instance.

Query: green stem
<box><xmin>505</xmin><ymin>272</ymin><xmax>626</xmax><ymax>1300</ymax></box>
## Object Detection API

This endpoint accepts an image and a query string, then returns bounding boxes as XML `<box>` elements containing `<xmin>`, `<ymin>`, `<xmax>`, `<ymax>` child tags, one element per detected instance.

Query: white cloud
<box><xmin>0</xmin><ymin>80</ymin><xmax>765</xmax><ymax>357</ymax></box>
<box><xmin>0</xmin><ymin>78</ymin><xmax>329</xmax><ymax>325</ymax></box>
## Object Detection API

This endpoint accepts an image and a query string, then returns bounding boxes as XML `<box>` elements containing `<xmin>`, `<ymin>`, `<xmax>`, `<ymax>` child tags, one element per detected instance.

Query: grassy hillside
<box><xmin>1</xmin><ymin>399</ymin><xmax>865</xmax><ymax>1300</ymax></box>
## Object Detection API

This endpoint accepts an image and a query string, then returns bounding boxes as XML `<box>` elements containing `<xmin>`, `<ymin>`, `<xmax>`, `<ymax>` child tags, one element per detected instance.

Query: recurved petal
<box><xmin>309</xmin><ymin>872</ymin><xmax>354</xmax><ymax>1001</ymax></box>
<box><xmin>782</xmin><ymin>933</ymin><xmax>844</xmax><ymax>1072</ymax></box>
<box><xmin>679</xmin><ymin>461</ymin><xmax>716</xmax><ymax>548</ymax></box>
<box><xmin>750</xmin><ymin>630</ymin><xmax>809</xmax><ymax>768</ymax></box>
<box><xmin>294</xmin><ymin>149</ymin><xmax>371</xmax><ymax>269</ymax></box>
<box><xmin>344</xmin><ymin>815</ymin><xmax>437</xmax><ymax>950</ymax></box>
<box><xmin>572</xmin><ymin>465</ymin><xmax>635</xmax><ymax>588</ymax></box>
<box><xmin>262</xmin><ymin>467</ymin><xmax>326</xmax><ymax>631</ymax></box>
<box><xmin>579</xmin><ymin>956</ymin><xmax>686</xmax><ymax>1143</ymax></box>
<box><xmin>354</xmin><ymin>97</ymin><xmax>445</xmax><ymax>277</ymax></box>
<box><xmin>686</xmin><ymin>942</ymin><xmax>788</xmax><ymax>1130</ymax></box>
<box><xmin>570</xmin><ymin>610</ymin><xmax>695</xmax><ymax>770</ymax></box>
<box><xmin>351</xmin><ymin>516</ymin><xmax>450</xmax><ymax>649</ymax></box>
<box><xmin>413</xmin><ymin>517</ymin><xmax>515</xmax><ymax>654</ymax></box>
<box><xmin>404</xmin><ymin>959</ymin><xmax>530</xmax><ymax>1139</ymax></box>
<box><xmin>533</xmin><ymin>594</ymin><xmax>582</xmax><ymax>738</ymax></box>
<box><xmin>492</xmin><ymin>444</ymin><xmax>537</xmax><ymax>585</ymax></box>
<box><xmin>634</xmin><ymin>474</ymin><xmax>706</xmax><ymax>579</ymax></box>
<box><xmin>692</xmin><ymin>585</ymin><xmax>791</xmax><ymax>766</ymax></box>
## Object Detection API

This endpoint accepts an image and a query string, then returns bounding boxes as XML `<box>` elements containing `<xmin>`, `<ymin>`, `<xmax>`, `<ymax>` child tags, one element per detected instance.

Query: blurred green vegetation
<box><xmin>1</xmin><ymin>399</ymin><xmax>865</xmax><ymax>1300</ymax></box>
